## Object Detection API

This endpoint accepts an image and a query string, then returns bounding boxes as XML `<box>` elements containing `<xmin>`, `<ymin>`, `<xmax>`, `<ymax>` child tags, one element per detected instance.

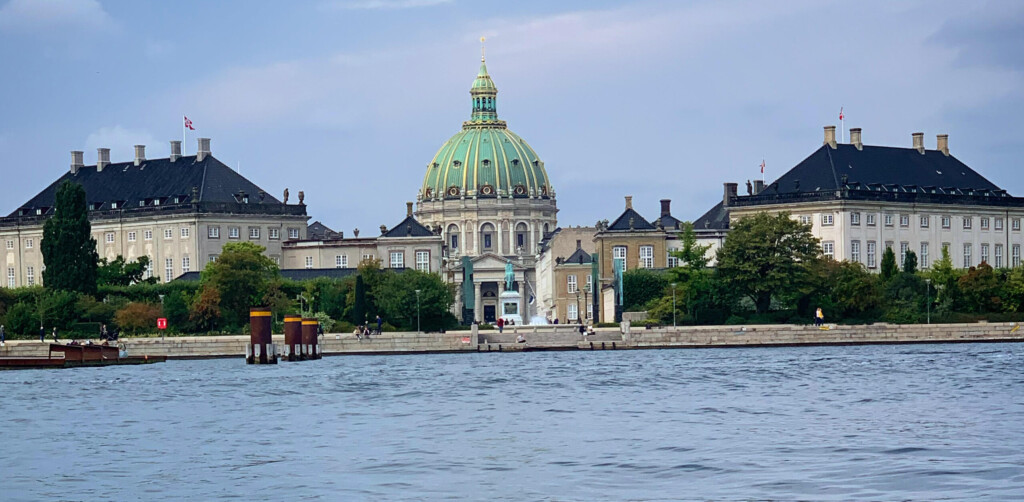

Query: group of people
<box><xmin>495</xmin><ymin>317</ymin><xmax>517</xmax><ymax>333</ymax></box>
<box><xmin>353</xmin><ymin>315</ymin><xmax>384</xmax><ymax>339</ymax></box>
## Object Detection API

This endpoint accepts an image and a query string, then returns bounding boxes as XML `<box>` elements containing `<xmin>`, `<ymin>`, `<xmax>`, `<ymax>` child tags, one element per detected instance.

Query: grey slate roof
<box><xmin>761</xmin><ymin>144</ymin><xmax>1004</xmax><ymax>196</ymax></box>
<box><xmin>11</xmin><ymin>154</ymin><xmax>284</xmax><ymax>217</ymax></box>
<box><xmin>607</xmin><ymin>208</ymin><xmax>656</xmax><ymax>231</ymax></box>
<box><xmin>693</xmin><ymin>201</ymin><xmax>729</xmax><ymax>231</ymax></box>
<box><xmin>382</xmin><ymin>216</ymin><xmax>434</xmax><ymax>238</ymax></box>
<box><xmin>657</xmin><ymin>213</ymin><xmax>683</xmax><ymax>231</ymax></box>
<box><xmin>562</xmin><ymin>247</ymin><xmax>593</xmax><ymax>265</ymax></box>
<box><xmin>307</xmin><ymin>221</ymin><xmax>340</xmax><ymax>240</ymax></box>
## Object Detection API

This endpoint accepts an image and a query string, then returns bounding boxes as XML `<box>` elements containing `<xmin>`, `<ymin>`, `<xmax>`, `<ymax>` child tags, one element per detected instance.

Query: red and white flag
<box><xmin>184</xmin><ymin>116</ymin><xmax>195</xmax><ymax>130</ymax></box>
<box><xmin>839</xmin><ymin>107</ymin><xmax>844</xmax><ymax>121</ymax></box>
<box><xmin>760</xmin><ymin>159</ymin><xmax>765</xmax><ymax>174</ymax></box>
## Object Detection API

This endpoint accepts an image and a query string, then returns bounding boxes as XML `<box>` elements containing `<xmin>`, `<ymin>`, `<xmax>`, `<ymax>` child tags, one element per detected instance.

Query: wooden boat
<box><xmin>0</xmin><ymin>343</ymin><xmax>166</xmax><ymax>370</ymax></box>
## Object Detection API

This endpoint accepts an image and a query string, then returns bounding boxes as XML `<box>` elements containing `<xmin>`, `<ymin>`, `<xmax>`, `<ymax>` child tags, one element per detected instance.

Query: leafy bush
<box><xmin>114</xmin><ymin>302</ymin><xmax>161</xmax><ymax>334</ymax></box>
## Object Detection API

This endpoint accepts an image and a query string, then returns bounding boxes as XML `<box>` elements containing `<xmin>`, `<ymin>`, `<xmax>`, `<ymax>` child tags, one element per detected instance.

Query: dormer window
<box><xmin>111</xmin><ymin>202</ymin><xmax>119</xmax><ymax>209</ymax></box>
<box><xmin>153</xmin><ymin>199</ymin><xmax>160</xmax><ymax>206</ymax></box>
<box><xmin>35</xmin><ymin>208</ymin><xmax>42</xmax><ymax>215</ymax></box>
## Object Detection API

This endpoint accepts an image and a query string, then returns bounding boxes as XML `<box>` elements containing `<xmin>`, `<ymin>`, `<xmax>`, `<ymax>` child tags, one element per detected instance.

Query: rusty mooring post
<box><xmin>283</xmin><ymin>315</ymin><xmax>302</xmax><ymax>361</ymax></box>
<box><xmin>248</xmin><ymin>307</ymin><xmax>277</xmax><ymax>364</ymax></box>
<box><xmin>302</xmin><ymin>318</ymin><xmax>320</xmax><ymax>360</ymax></box>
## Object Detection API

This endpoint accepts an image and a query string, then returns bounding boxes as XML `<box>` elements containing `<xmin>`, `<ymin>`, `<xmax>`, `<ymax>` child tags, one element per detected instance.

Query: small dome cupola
<box><xmin>470</xmin><ymin>37</ymin><xmax>498</xmax><ymax>122</ymax></box>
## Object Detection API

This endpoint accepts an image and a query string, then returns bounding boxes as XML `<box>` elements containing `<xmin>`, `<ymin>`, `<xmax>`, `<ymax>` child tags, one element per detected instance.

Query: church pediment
<box><xmin>469</xmin><ymin>252</ymin><xmax>521</xmax><ymax>271</ymax></box>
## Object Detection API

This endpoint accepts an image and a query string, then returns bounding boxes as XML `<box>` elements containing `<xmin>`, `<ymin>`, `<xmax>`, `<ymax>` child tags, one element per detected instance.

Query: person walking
<box><xmin>1</xmin><ymin>324</ymin><xmax>5</xmax><ymax>346</ymax></box>
<box><xmin>376</xmin><ymin>315</ymin><xmax>383</xmax><ymax>335</ymax></box>
<box><xmin>52</xmin><ymin>327</ymin><xmax>59</xmax><ymax>344</ymax></box>
<box><xmin>40</xmin><ymin>325</ymin><xmax>45</xmax><ymax>343</ymax></box>
<box><xmin>497</xmin><ymin>317</ymin><xmax>504</xmax><ymax>334</ymax></box>
<box><xmin>815</xmin><ymin>308</ymin><xmax>824</xmax><ymax>327</ymax></box>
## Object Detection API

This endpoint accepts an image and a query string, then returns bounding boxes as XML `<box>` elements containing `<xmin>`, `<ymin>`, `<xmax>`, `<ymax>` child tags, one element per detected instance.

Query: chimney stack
<box><xmin>660</xmin><ymin>199</ymin><xmax>671</xmax><ymax>217</ymax></box>
<box><xmin>823</xmin><ymin>125</ymin><xmax>837</xmax><ymax>149</ymax></box>
<box><xmin>96</xmin><ymin>148</ymin><xmax>110</xmax><ymax>172</ymax></box>
<box><xmin>169</xmin><ymin>140</ymin><xmax>182</xmax><ymax>162</ymax></box>
<box><xmin>134</xmin><ymin>145</ymin><xmax>146</xmax><ymax>166</ymax></box>
<box><xmin>197</xmin><ymin>138</ymin><xmax>211</xmax><ymax>161</ymax></box>
<box><xmin>723</xmin><ymin>182</ymin><xmax>738</xmax><ymax>207</ymax></box>
<box><xmin>624</xmin><ymin>195</ymin><xmax>633</xmax><ymax>210</ymax></box>
<box><xmin>70</xmin><ymin>150</ymin><xmax>84</xmax><ymax>174</ymax></box>
<box><xmin>850</xmin><ymin>128</ymin><xmax>863</xmax><ymax>150</ymax></box>
<box><xmin>753</xmin><ymin>179</ymin><xmax>765</xmax><ymax>195</ymax></box>
<box><xmin>576</xmin><ymin>239</ymin><xmax>582</xmax><ymax>249</ymax></box>
<box><xmin>406</xmin><ymin>201</ymin><xmax>414</xmax><ymax>217</ymax></box>
<box><xmin>912</xmin><ymin>132</ymin><xmax>925</xmax><ymax>154</ymax></box>
<box><xmin>937</xmin><ymin>134</ymin><xmax>949</xmax><ymax>156</ymax></box>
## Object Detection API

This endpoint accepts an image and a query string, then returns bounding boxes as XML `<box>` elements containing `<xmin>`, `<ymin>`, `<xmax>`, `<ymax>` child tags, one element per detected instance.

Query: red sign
<box><xmin>157</xmin><ymin>318</ymin><xmax>167</xmax><ymax>330</ymax></box>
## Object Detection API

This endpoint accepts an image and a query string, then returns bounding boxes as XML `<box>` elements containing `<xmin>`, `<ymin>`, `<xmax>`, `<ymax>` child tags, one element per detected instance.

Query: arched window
<box><xmin>480</xmin><ymin>223</ymin><xmax>495</xmax><ymax>250</ymax></box>
<box><xmin>447</xmin><ymin>224</ymin><xmax>459</xmax><ymax>250</ymax></box>
<box><xmin>543</xmin><ymin>223</ymin><xmax>549</xmax><ymax>235</ymax></box>
<box><xmin>515</xmin><ymin>222</ymin><xmax>528</xmax><ymax>251</ymax></box>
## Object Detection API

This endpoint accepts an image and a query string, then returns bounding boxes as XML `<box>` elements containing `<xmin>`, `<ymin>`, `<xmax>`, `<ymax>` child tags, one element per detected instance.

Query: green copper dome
<box><xmin>420</xmin><ymin>56</ymin><xmax>553</xmax><ymax>201</ymax></box>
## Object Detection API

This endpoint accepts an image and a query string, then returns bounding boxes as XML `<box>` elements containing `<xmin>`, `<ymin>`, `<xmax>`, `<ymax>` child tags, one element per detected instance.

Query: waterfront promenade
<box><xmin>1</xmin><ymin>322</ymin><xmax>1021</xmax><ymax>359</ymax></box>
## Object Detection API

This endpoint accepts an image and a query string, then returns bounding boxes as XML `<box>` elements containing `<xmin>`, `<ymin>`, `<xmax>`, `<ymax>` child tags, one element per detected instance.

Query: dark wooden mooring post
<box><xmin>302</xmin><ymin>318</ymin><xmax>320</xmax><ymax>360</ymax></box>
<box><xmin>283</xmin><ymin>315</ymin><xmax>302</xmax><ymax>361</ymax></box>
<box><xmin>247</xmin><ymin>307</ymin><xmax>277</xmax><ymax>364</ymax></box>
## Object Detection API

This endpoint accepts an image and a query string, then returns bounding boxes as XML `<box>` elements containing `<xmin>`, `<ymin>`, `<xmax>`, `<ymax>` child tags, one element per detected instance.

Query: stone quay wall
<box><xmin>1</xmin><ymin>322</ymin><xmax>1020</xmax><ymax>360</ymax></box>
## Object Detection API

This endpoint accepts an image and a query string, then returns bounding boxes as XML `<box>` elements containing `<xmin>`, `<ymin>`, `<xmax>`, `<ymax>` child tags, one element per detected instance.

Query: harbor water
<box><xmin>1</xmin><ymin>342</ymin><xmax>1021</xmax><ymax>500</ymax></box>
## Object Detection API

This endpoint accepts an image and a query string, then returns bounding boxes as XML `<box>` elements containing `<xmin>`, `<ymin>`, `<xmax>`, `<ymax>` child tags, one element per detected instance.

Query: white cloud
<box><xmin>84</xmin><ymin>126</ymin><xmax>158</xmax><ymax>163</ymax></box>
<box><xmin>0</xmin><ymin>0</ymin><xmax>112</xmax><ymax>32</ymax></box>
<box><xmin>320</xmin><ymin>0</ymin><xmax>452</xmax><ymax>10</ymax></box>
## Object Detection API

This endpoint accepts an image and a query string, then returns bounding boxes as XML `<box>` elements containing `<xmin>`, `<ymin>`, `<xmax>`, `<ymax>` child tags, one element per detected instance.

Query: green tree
<box><xmin>351</xmin><ymin>275</ymin><xmax>368</xmax><ymax>326</ymax></box>
<box><xmin>622</xmin><ymin>268</ymin><xmax>668</xmax><ymax>312</ymax></box>
<box><xmin>189</xmin><ymin>285</ymin><xmax>222</xmax><ymax>331</ymax></box>
<box><xmin>1003</xmin><ymin>265</ymin><xmax>1024</xmax><ymax>312</ymax></box>
<box><xmin>902</xmin><ymin>250</ymin><xmax>918</xmax><ymax>275</ymax></box>
<box><xmin>671</xmin><ymin>222</ymin><xmax>711</xmax><ymax>270</ymax></box>
<box><xmin>41</xmin><ymin>181</ymin><xmax>99</xmax><ymax>294</ymax></box>
<box><xmin>114</xmin><ymin>302</ymin><xmax>161</xmax><ymax>334</ymax></box>
<box><xmin>98</xmin><ymin>255</ymin><xmax>156</xmax><ymax>287</ymax></box>
<box><xmin>880</xmin><ymin>247</ymin><xmax>898</xmax><ymax>281</ymax></box>
<box><xmin>5</xmin><ymin>302</ymin><xmax>38</xmax><ymax>336</ymax></box>
<box><xmin>957</xmin><ymin>263</ymin><xmax>1002</xmax><ymax>313</ymax></box>
<box><xmin>665</xmin><ymin>222</ymin><xmax>715</xmax><ymax>323</ymax></box>
<box><xmin>161</xmin><ymin>290</ymin><xmax>192</xmax><ymax>332</ymax></box>
<box><xmin>805</xmin><ymin>259</ymin><xmax>883</xmax><ymax>322</ymax></box>
<box><xmin>199</xmin><ymin>242</ymin><xmax>279</xmax><ymax>328</ymax></box>
<box><xmin>715</xmin><ymin>211</ymin><xmax>821</xmax><ymax>313</ymax></box>
<box><xmin>374</xmin><ymin>270</ymin><xmax>455</xmax><ymax>331</ymax></box>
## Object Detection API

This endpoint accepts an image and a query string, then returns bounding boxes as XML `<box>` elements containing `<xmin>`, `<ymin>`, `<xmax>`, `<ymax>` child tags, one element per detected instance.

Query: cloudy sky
<box><xmin>1</xmin><ymin>0</ymin><xmax>1022</xmax><ymax>232</ymax></box>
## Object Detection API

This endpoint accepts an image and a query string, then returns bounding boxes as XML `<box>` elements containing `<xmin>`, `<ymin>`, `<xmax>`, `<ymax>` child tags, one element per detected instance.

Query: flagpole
<box><xmin>182</xmin><ymin>116</ymin><xmax>186</xmax><ymax>155</ymax></box>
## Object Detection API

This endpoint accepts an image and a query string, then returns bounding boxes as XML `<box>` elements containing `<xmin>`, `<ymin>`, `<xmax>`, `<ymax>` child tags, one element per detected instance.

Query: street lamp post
<box><xmin>575</xmin><ymin>291</ymin><xmax>581</xmax><ymax>324</ymax></box>
<box><xmin>925</xmin><ymin>278</ymin><xmax>931</xmax><ymax>324</ymax></box>
<box><xmin>671</xmin><ymin>283</ymin><xmax>677</xmax><ymax>327</ymax></box>
<box><xmin>415</xmin><ymin>289</ymin><xmax>421</xmax><ymax>333</ymax></box>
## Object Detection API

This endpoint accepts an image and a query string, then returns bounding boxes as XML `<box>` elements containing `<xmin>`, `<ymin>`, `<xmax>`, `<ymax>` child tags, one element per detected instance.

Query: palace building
<box><xmin>0</xmin><ymin>139</ymin><xmax>308</xmax><ymax>287</ymax></box>
<box><xmin>704</xmin><ymin>126</ymin><xmax>1024</xmax><ymax>270</ymax></box>
<box><xmin>415</xmin><ymin>50</ymin><xmax>557</xmax><ymax>324</ymax></box>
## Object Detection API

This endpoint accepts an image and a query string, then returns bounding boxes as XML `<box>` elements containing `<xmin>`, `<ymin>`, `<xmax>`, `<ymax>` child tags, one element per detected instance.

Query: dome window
<box><xmin>511</xmin><ymin>159</ymin><xmax>519</xmax><ymax>167</ymax></box>
<box><xmin>447</xmin><ymin>186</ymin><xmax>461</xmax><ymax>197</ymax></box>
<box><xmin>479</xmin><ymin>184</ymin><xmax>495</xmax><ymax>196</ymax></box>
<box><xmin>513</xmin><ymin>184</ymin><xmax>527</xmax><ymax>196</ymax></box>
<box><xmin>453</xmin><ymin>160</ymin><xmax>462</xmax><ymax>169</ymax></box>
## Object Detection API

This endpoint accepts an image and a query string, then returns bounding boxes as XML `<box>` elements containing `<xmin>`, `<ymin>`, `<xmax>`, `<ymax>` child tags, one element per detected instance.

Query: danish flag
<box><xmin>839</xmin><ymin>107</ymin><xmax>844</xmax><ymax>121</ymax></box>
<box><xmin>184</xmin><ymin>116</ymin><xmax>195</xmax><ymax>130</ymax></box>
<box><xmin>760</xmin><ymin>159</ymin><xmax>765</xmax><ymax>174</ymax></box>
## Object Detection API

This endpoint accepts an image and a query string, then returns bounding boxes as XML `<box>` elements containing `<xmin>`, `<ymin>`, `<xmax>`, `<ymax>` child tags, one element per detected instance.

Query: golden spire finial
<box><xmin>480</xmin><ymin>36</ymin><xmax>486</xmax><ymax>62</ymax></box>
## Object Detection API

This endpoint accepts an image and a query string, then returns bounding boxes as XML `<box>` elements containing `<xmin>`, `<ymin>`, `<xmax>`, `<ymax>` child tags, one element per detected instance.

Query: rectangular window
<box><xmin>900</xmin><ymin>242</ymin><xmax>909</xmax><ymax>266</ymax></box>
<box><xmin>209</xmin><ymin>254</ymin><xmax>218</xmax><ymax>263</ymax></box>
<box><xmin>105</xmin><ymin>232</ymin><xmax>115</xmax><ymax>243</ymax></box>
<box><xmin>568</xmin><ymin>274</ymin><xmax>578</xmax><ymax>294</ymax></box>
<box><xmin>851</xmin><ymin>240</ymin><xmax>861</xmax><ymax>263</ymax></box>
<box><xmin>821</xmin><ymin>214</ymin><xmax>834</xmax><ymax>226</ymax></box>
<box><xmin>981</xmin><ymin>217</ymin><xmax>990</xmax><ymax>230</ymax></box>
<box><xmin>884</xmin><ymin>214</ymin><xmax>894</xmax><ymax>227</ymax></box>
<box><xmin>963</xmin><ymin>243</ymin><xmax>972</xmax><ymax>268</ymax></box>
<box><xmin>416</xmin><ymin>251</ymin><xmax>429</xmax><ymax>272</ymax></box>
<box><xmin>165</xmin><ymin>258</ymin><xmax>174</xmax><ymax>283</ymax></box>
<box><xmin>25</xmin><ymin>239</ymin><xmax>32</xmax><ymax>249</ymax></box>
<box><xmin>963</xmin><ymin>217</ymin><xmax>973</xmax><ymax>229</ymax></box>
<box><xmin>336</xmin><ymin>255</ymin><xmax>347</xmax><ymax>268</ymax></box>
<box><xmin>305</xmin><ymin>256</ymin><xmax>313</xmax><ymax>269</ymax></box>
<box><xmin>249</xmin><ymin>227</ymin><xmax>260</xmax><ymax>239</ymax></box>
<box><xmin>7</xmin><ymin>267</ymin><xmax>14</xmax><ymax>287</ymax></box>
<box><xmin>145</xmin><ymin>258</ymin><xmax>153</xmax><ymax>279</ymax></box>
<box><xmin>144</xmin><ymin>230</ymin><xmax>153</xmax><ymax>240</ymax></box>
<box><xmin>585</xmin><ymin>274</ymin><xmax>593</xmax><ymax>292</ymax></box>
<box><xmin>229</xmin><ymin>227</ymin><xmax>240</xmax><ymax>239</ymax></box>
<box><xmin>920</xmin><ymin>242</ymin><xmax>929</xmax><ymax>268</ymax></box>
<box><xmin>995</xmin><ymin>218</ymin><xmax>1004</xmax><ymax>231</ymax></box>
<box><xmin>920</xmin><ymin>216</ymin><xmax>929</xmax><ymax>228</ymax></box>
<box><xmin>272</xmin><ymin>255</ymin><xmax>281</xmax><ymax>265</ymax></box>
<box><xmin>181</xmin><ymin>228</ymin><xmax>190</xmax><ymax>238</ymax></box>
<box><xmin>208</xmin><ymin>226</ymin><xmax>220</xmax><ymax>238</ymax></box>
<box><xmin>885</xmin><ymin>241</ymin><xmax>894</xmax><ymax>251</ymax></box>
<box><xmin>483</xmin><ymin>233</ymin><xmax>492</xmax><ymax>249</ymax></box>
<box><xmin>1014</xmin><ymin>244</ymin><xmax>1021</xmax><ymax>268</ymax></box>
<box><xmin>4</xmin><ymin>240</ymin><xmax>11</xmax><ymax>250</ymax></box>
<box><xmin>981</xmin><ymin>243</ymin><xmax>990</xmax><ymax>265</ymax></box>
<box><xmin>866</xmin><ymin>213</ymin><xmax>876</xmax><ymax>226</ymax></box>
<box><xmin>26</xmin><ymin>266</ymin><xmax>34</xmax><ymax>286</ymax></box>
<box><xmin>900</xmin><ymin>215</ymin><xmax>909</xmax><ymax>227</ymax></box>
<box><xmin>941</xmin><ymin>216</ymin><xmax>951</xmax><ymax>229</ymax></box>
<box><xmin>867</xmin><ymin>241</ymin><xmax>877</xmax><ymax>268</ymax></box>
<box><xmin>269</xmin><ymin>228</ymin><xmax>279</xmax><ymax>240</ymax></box>
<box><xmin>613</xmin><ymin>246</ymin><xmax>627</xmax><ymax>273</ymax></box>
<box><xmin>127</xmin><ymin>231</ymin><xmax>136</xmax><ymax>242</ymax></box>
<box><xmin>182</xmin><ymin>256</ymin><xmax>190</xmax><ymax>273</ymax></box>
<box><xmin>1014</xmin><ymin>219</ymin><xmax>1021</xmax><ymax>231</ymax></box>
<box><xmin>799</xmin><ymin>215</ymin><xmax>812</xmax><ymax>225</ymax></box>
<box><xmin>850</xmin><ymin>212</ymin><xmax>861</xmax><ymax>226</ymax></box>
<box><xmin>995</xmin><ymin>244</ymin><xmax>1003</xmax><ymax>268</ymax></box>
<box><xmin>390</xmin><ymin>251</ymin><xmax>404</xmax><ymax>269</ymax></box>
<box><xmin>288</xmin><ymin>228</ymin><xmax>300</xmax><ymax>240</ymax></box>
<box><xmin>164</xmin><ymin>229</ymin><xmax>173</xmax><ymax>240</ymax></box>
<box><xmin>666</xmin><ymin>248</ymin><xmax>679</xmax><ymax>268</ymax></box>
<box><xmin>822</xmin><ymin>241</ymin><xmax>834</xmax><ymax>259</ymax></box>
<box><xmin>639</xmin><ymin>245</ymin><xmax>654</xmax><ymax>268</ymax></box>
<box><xmin>567</xmin><ymin>303</ymin><xmax>578</xmax><ymax>321</ymax></box>
<box><xmin>450</xmin><ymin>233</ymin><xmax>459</xmax><ymax>250</ymax></box>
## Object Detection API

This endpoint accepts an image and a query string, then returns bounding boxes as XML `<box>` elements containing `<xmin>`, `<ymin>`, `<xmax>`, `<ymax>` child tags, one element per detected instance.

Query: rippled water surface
<box><xmin>2</xmin><ymin>343</ymin><xmax>1023</xmax><ymax>501</ymax></box>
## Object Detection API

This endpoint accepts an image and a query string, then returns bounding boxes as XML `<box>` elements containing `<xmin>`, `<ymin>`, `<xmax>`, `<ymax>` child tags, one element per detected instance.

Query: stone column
<box><xmin>474</xmin><ymin>281</ymin><xmax>483</xmax><ymax>323</ymax></box>
<box><xmin>518</xmin><ymin>271</ymin><xmax>525</xmax><ymax>320</ymax></box>
<box><xmin>497</xmin><ymin>220</ymin><xmax>503</xmax><ymax>255</ymax></box>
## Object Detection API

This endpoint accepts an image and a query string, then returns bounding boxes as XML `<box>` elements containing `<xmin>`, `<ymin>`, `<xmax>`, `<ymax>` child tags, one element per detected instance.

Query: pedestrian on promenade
<box><xmin>100</xmin><ymin>324</ymin><xmax>108</xmax><ymax>341</ymax></box>
<box><xmin>1</xmin><ymin>324</ymin><xmax>5</xmax><ymax>346</ymax></box>
<box><xmin>353</xmin><ymin>325</ymin><xmax>363</xmax><ymax>340</ymax></box>
<box><xmin>497</xmin><ymin>317</ymin><xmax>504</xmax><ymax>333</ymax></box>
<box><xmin>376</xmin><ymin>315</ymin><xmax>383</xmax><ymax>335</ymax></box>
<box><xmin>40</xmin><ymin>325</ymin><xmax>45</xmax><ymax>343</ymax></box>
<box><xmin>578</xmin><ymin>322</ymin><xmax>585</xmax><ymax>336</ymax></box>
<box><xmin>815</xmin><ymin>308</ymin><xmax>824</xmax><ymax>327</ymax></box>
<box><xmin>52</xmin><ymin>327</ymin><xmax>59</xmax><ymax>344</ymax></box>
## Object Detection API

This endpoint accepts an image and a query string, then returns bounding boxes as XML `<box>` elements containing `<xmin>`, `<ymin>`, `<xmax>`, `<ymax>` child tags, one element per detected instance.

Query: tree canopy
<box><xmin>199</xmin><ymin>242</ymin><xmax>279</xmax><ymax>328</ymax></box>
<box><xmin>41</xmin><ymin>181</ymin><xmax>98</xmax><ymax>294</ymax></box>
